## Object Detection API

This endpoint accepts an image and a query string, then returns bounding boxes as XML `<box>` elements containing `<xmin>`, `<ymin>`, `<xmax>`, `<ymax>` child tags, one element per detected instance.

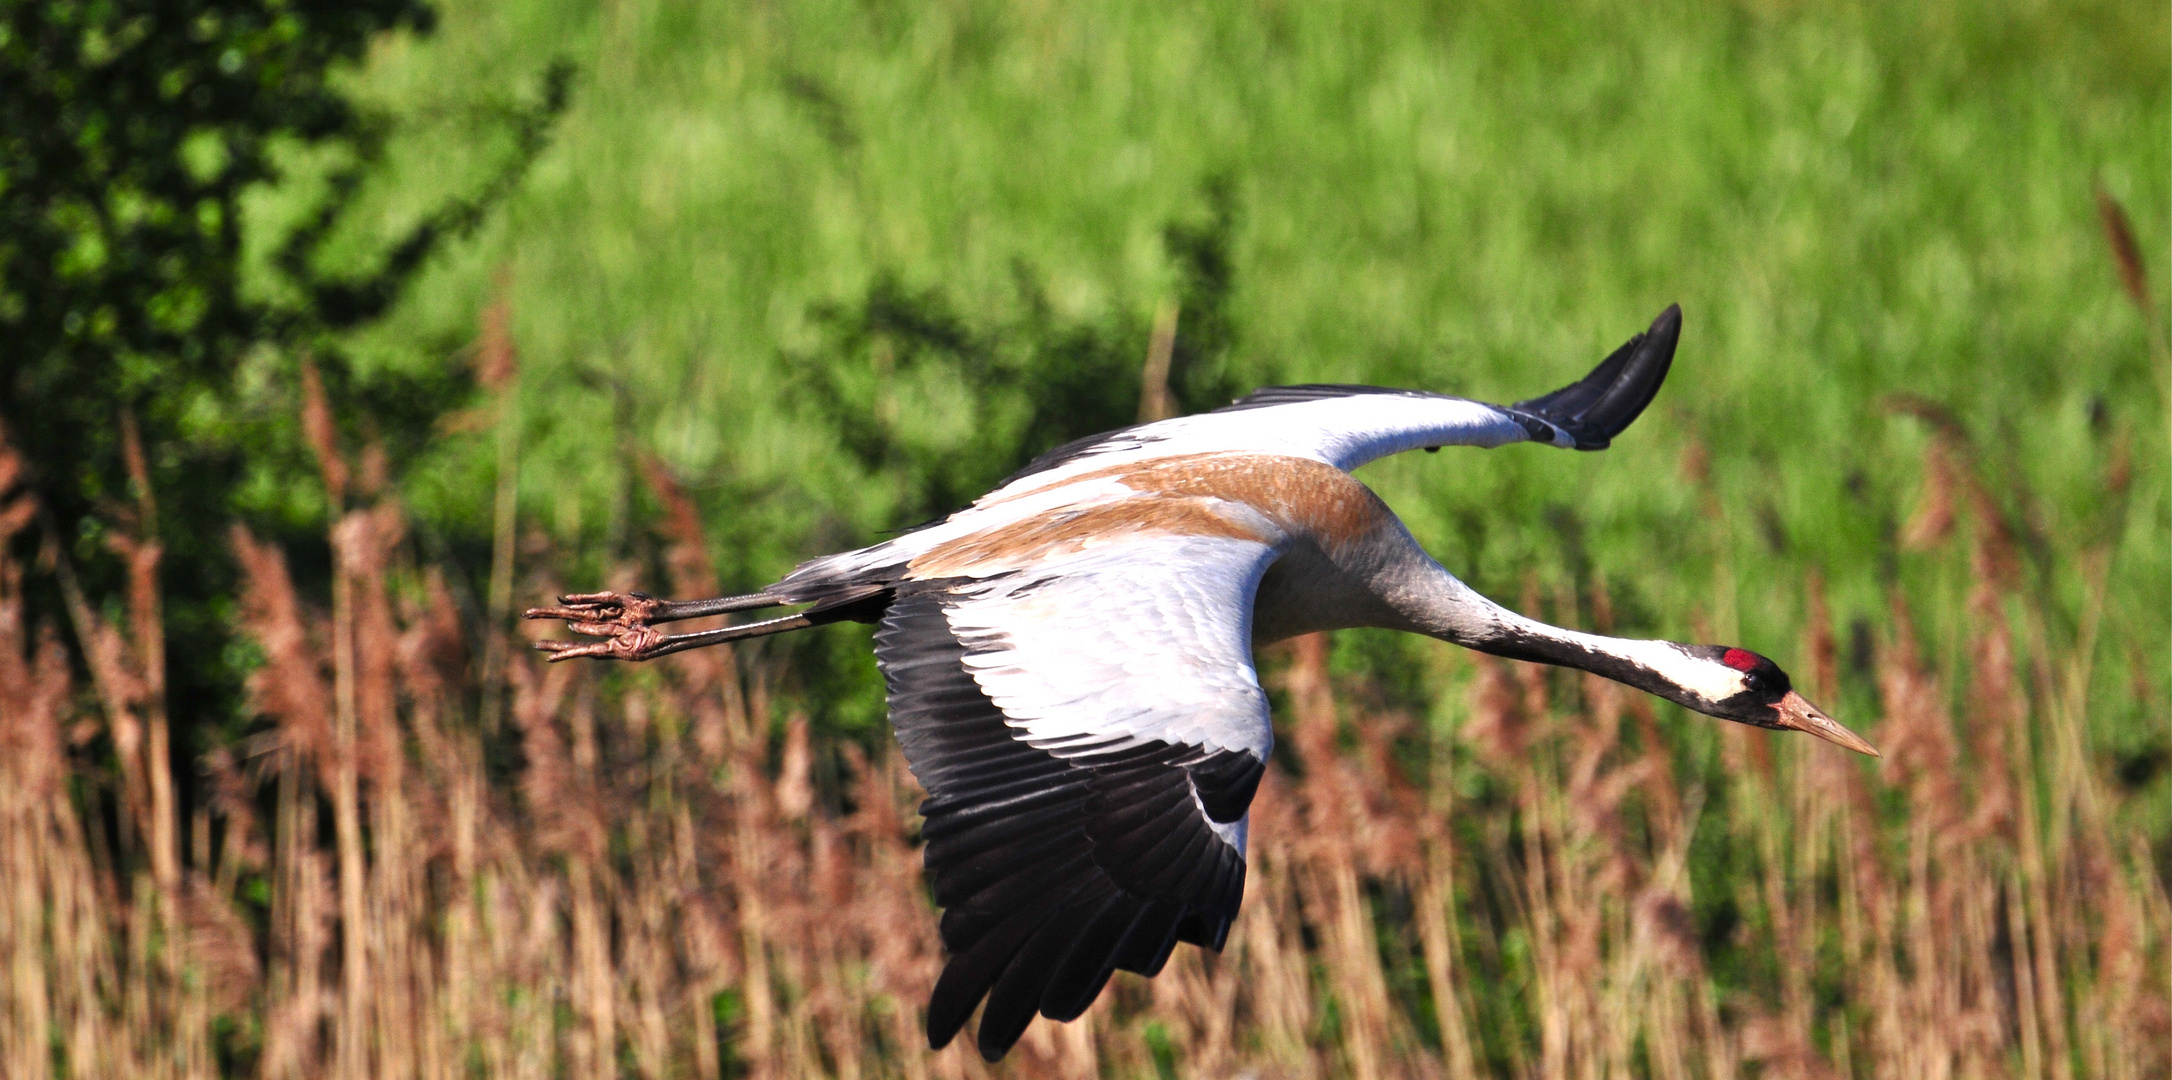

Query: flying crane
<box><xmin>528</xmin><ymin>304</ymin><xmax>1878</xmax><ymax>1060</ymax></box>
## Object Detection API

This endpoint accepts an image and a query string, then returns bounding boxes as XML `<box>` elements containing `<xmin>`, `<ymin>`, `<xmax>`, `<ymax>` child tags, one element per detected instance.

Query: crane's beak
<box><xmin>1772</xmin><ymin>691</ymin><xmax>1880</xmax><ymax>757</ymax></box>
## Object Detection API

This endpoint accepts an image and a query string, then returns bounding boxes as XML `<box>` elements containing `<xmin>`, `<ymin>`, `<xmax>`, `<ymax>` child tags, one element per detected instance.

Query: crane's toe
<box><xmin>524</xmin><ymin>592</ymin><xmax>675</xmax><ymax>662</ymax></box>
<box><xmin>532</xmin><ymin>624</ymin><xmax>668</xmax><ymax>662</ymax></box>
<box><xmin>522</xmin><ymin>590</ymin><xmax>664</xmax><ymax>627</ymax></box>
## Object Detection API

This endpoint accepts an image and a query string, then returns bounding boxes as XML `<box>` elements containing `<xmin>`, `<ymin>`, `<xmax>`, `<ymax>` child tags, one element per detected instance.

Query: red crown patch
<box><xmin>1721</xmin><ymin>648</ymin><xmax>1760</xmax><ymax>672</ymax></box>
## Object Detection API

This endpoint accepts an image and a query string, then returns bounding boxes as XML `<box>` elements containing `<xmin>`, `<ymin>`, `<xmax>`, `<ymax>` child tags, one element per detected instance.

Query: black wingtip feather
<box><xmin>1175</xmin><ymin>907</ymin><xmax>1234</xmax><ymax>951</ymax></box>
<box><xmin>1173</xmin><ymin>854</ymin><xmax>1242</xmax><ymax>950</ymax></box>
<box><xmin>1111</xmin><ymin>902</ymin><xmax>1183</xmax><ymax>976</ymax></box>
<box><xmin>927</xmin><ymin>881</ymin><xmax>1075</xmax><ymax>1052</ymax></box>
<box><xmin>925</xmin><ymin>965</ymin><xmax>983</xmax><ymax>1050</ymax></box>
<box><xmin>1510</xmin><ymin>303</ymin><xmax>1681</xmax><ymax>451</ymax></box>
<box><xmin>976</xmin><ymin>892</ymin><xmax>1113</xmax><ymax>1060</ymax></box>
<box><xmin>1039</xmin><ymin>898</ymin><xmax>1142</xmax><ymax>1022</ymax></box>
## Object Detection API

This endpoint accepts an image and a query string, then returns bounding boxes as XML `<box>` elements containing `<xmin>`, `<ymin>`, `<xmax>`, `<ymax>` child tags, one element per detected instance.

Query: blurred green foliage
<box><xmin>352</xmin><ymin>0</ymin><xmax>2163</xmax><ymax>789</ymax></box>
<box><xmin>5</xmin><ymin>0</ymin><xmax>2166</xmax><ymax>825</ymax></box>
<box><xmin>0</xmin><ymin>0</ymin><xmax>567</xmax><ymax>742</ymax></box>
<box><xmin>789</xmin><ymin>178</ymin><xmax>1241</xmax><ymax>533</ymax></box>
<box><xmin>3</xmin><ymin>3</ymin><xmax>2164</xmax><ymax>1066</ymax></box>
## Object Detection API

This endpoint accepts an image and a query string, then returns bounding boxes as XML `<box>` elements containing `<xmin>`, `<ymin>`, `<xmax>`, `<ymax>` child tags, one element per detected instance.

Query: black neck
<box><xmin>1382</xmin><ymin>557</ymin><xmax>1706</xmax><ymax>712</ymax></box>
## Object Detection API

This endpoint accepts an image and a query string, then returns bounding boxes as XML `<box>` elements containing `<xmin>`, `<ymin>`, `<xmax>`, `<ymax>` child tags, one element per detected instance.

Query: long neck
<box><xmin>1366</xmin><ymin>543</ymin><xmax>1721</xmax><ymax>711</ymax></box>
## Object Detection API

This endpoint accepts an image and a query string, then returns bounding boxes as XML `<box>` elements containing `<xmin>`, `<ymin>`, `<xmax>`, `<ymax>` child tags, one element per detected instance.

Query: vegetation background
<box><xmin>1</xmin><ymin>0</ymin><xmax>2167</xmax><ymax>1077</ymax></box>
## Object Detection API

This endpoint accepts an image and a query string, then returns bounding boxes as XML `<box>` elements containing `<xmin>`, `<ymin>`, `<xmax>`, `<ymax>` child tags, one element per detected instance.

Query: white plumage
<box><xmin>949</xmin><ymin>536</ymin><xmax>1276</xmax><ymax>762</ymax></box>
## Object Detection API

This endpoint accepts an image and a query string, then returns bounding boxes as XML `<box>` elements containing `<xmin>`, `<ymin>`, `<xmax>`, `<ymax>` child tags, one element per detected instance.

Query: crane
<box><xmin>526</xmin><ymin>304</ymin><xmax>1878</xmax><ymax>1060</ymax></box>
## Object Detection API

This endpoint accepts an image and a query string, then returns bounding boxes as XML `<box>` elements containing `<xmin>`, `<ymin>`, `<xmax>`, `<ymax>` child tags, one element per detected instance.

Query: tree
<box><xmin>0</xmin><ymin>1</ymin><xmax>568</xmax><ymax>746</ymax></box>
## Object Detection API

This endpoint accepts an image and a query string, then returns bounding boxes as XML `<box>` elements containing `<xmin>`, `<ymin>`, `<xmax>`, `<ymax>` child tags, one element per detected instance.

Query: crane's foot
<box><xmin>524</xmin><ymin>591</ymin><xmax>672</xmax><ymax>662</ymax></box>
<box><xmin>526</xmin><ymin>590</ymin><xmax>668</xmax><ymax>634</ymax></box>
<box><xmin>531</xmin><ymin>625</ymin><xmax>672</xmax><ymax>662</ymax></box>
<box><xmin>524</xmin><ymin>589</ymin><xmax>800</xmax><ymax>662</ymax></box>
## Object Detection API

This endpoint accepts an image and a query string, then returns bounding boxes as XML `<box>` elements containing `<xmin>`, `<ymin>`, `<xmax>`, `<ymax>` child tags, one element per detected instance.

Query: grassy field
<box><xmin>3</xmin><ymin>0</ymin><xmax>2169</xmax><ymax>1076</ymax></box>
<box><xmin>335</xmin><ymin>0</ymin><xmax>2167</xmax><ymax>753</ymax></box>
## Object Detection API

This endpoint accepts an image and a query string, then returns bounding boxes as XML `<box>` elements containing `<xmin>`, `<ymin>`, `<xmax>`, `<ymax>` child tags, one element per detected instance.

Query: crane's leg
<box><xmin>523</xmin><ymin>586</ymin><xmax>890</xmax><ymax>662</ymax></box>
<box><xmin>525</xmin><ymin>589</ymin><xmax>786</xmax><ymax>628</ymax></box>
<box><xmin>531</xmin><ymin>608</ymin><xmax>821</xmax><ymax>662</ymax></box>
<box><xmin>522</xmin><ymin>589</ymin><xmax>787</xmax><ymax>661</ymax></box>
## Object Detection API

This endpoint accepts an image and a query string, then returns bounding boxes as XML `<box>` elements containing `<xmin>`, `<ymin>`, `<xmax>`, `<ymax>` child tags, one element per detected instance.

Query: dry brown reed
<box><xmin>0</xmin><ymin>372</ymin><xmax>2165</xmax><ymax>1080</ymax></box>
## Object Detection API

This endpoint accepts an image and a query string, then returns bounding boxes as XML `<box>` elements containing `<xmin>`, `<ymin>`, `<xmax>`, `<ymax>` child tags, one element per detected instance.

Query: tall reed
<box><xmin>0</xmin><ymin>366</ymin><xmax>2164</xmax><ymax>1080</ymax></box>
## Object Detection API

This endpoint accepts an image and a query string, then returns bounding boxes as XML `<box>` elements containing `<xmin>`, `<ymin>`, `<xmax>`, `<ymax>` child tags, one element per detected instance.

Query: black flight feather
<box><xmin>1215</xmin><ymin>304</ymin><xmax>1682</xmax><ymax>451</ymax></box>
<box><xmin>1509</xmin><ymin>303</ymin><xmax>1680</xmax><ymax>450</ymax></box>
<box><xmin>875</xmin><ymin>584</ymin><xmax>1263</xmax><ymax>1058</ymax></box>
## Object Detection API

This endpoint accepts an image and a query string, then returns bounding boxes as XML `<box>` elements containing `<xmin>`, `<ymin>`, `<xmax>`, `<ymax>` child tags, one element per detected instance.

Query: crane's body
<box><xmin>528</xmin><ymin>305</ymin><xmax>1877</xmax><ymax>1061</ymax></box>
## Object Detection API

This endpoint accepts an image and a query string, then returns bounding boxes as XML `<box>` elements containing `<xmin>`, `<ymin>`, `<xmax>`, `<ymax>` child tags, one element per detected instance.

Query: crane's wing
<box><xmin>1003</xmin><ymin>303</ymin><xmax>1679</xmax><ymax>485</ymax></box>
<box><xmin>877</xmin><ymin>534</ymin><xmax>1277</xmax><ymax>1061</ymax></box>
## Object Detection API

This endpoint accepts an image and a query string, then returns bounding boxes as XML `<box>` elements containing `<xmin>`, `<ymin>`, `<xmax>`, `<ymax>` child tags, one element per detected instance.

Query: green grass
<box><xmin>303</xmin><ymin>0</ymin><xmax>2164</xmax><ymax>816</ymax></box>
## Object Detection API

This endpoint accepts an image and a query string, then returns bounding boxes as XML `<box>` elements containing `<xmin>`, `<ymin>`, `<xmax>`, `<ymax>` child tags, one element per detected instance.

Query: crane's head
<box><xmin>1666</xmin><ymin>646</ymin><xmax>1879</xmax><ymax>756</ymax></box>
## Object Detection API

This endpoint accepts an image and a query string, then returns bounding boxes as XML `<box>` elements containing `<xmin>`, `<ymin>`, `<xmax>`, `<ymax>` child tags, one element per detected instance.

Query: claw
<box><xmin>523</xmin><ymin>590</ymin><xmax>672</xmax><ymax>662</ymax></box>
<box><xmin>534</xmin><ymin>639</ymin><xmax>610</xmax><ymax>662</ymax></box>
<box><xmin>532</xmin><ymin>623</ymin><xmax>669</xmax><ymax>662</ymax></box>
<box><xmin>523</xmin><ymin>590</ymin><xmax>668</xmax><ymax>626</ymax></box>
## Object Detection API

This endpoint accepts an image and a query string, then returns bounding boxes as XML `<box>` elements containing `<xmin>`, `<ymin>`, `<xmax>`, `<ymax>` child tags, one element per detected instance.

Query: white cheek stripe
<box><xmin>1607</xmin><ymin>639</ymin><xmax>1747</xmax><ymax>703</ymax></box>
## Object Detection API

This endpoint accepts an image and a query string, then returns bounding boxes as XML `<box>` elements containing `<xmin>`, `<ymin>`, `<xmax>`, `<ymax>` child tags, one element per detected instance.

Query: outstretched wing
<box><xmin>877</xmin><ymin>535</ymin><xmax>1277</xmax><ymax>1062</ymax></box>
<box><xmin>1003</xmin><ymin>303</ymin><xmax>1680</xmax><ymax>485</ymax></box>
